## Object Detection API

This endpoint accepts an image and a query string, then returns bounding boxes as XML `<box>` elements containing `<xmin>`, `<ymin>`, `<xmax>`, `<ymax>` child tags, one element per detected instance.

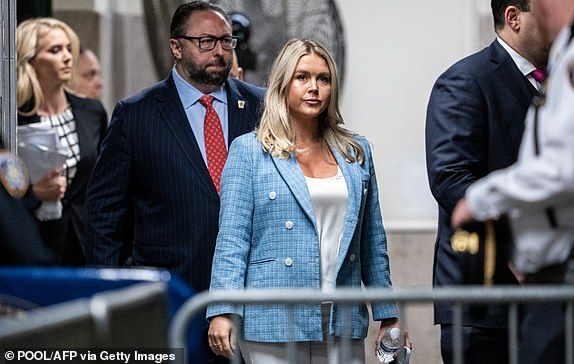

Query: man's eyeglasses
<box><xmin>177</xmin><ymin>35</ymin><xmax>238</xmax><ymax>50</ymax></box>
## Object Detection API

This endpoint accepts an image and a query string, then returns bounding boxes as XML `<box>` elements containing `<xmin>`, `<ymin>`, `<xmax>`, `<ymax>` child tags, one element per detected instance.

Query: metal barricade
<box><xmin>169</xmin><ymin>286</ymin><xmax>574</xmax><ymax>364</ymax></box>
<box><xmin>0</xmin><ymin>282</ymin><xmax>168</xmax><ymax>348</ymax></box>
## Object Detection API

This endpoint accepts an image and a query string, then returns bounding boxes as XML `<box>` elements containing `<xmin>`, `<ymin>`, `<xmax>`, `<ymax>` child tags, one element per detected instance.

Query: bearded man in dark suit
<box><xmin>84</xmin><ymin>2</ymin><xmax>264</xmax><ymax>363</ymax></box>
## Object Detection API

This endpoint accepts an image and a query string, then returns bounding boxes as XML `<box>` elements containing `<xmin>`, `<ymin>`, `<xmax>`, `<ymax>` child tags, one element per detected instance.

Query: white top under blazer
<box><xmin>305</xmin><ymin>166</ymin><xmax>348</xmax><ymax>290</ymax></box>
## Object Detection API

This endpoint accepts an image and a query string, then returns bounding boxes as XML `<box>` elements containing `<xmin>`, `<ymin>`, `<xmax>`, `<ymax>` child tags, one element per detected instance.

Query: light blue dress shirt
<box><xmin>172</xmin><ymin>66</ymin><xmax>229</xmax><ymax>165</ymax></box>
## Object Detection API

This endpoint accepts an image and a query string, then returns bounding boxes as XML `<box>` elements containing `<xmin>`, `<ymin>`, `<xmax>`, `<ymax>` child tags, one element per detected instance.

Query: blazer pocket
<box><xmin>249</xmin><ymin>257</ymin><xmax>277</xmax><ymax>265</ymax></box>
<box><xmin>246</xmin><ymin>258</ymin><xmax>278</xmax><ymax>288</ymax></box>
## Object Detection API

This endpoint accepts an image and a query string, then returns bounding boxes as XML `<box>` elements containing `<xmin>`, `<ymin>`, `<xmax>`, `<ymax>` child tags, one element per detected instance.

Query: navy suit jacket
<box><xmin>426</xmin><ymin>40</ymin><xmax>538</xmax><ymax>327</ymax></box>
<box><xmin>85</xmin><ymin>75</ymin><xmax>265</xmax><ymax>292</ymax></box>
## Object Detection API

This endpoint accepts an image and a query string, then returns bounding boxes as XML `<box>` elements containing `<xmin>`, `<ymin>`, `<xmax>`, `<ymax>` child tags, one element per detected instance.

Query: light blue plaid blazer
<box><xmin>206</xmin><ymin>132</ymin><xmax>398</xmax><ymax>342</ymax></box>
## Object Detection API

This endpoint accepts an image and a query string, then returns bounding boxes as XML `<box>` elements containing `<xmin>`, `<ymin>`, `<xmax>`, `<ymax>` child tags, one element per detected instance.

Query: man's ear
<box><xmin>169</xmin><ymin>38</ymin><xmax>182</xmax><ymax>60</ymax></box>
<box><xmin>504</xmin><ymin>5</ymin><xmax>521</xmax><ymax>31</ymax></box>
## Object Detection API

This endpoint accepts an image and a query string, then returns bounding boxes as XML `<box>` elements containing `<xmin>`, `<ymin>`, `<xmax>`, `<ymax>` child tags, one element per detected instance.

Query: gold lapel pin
<box><xmin>238</xmin><ymin>100</ymin><xmax>245</xmax><ymax>109</ymax></box>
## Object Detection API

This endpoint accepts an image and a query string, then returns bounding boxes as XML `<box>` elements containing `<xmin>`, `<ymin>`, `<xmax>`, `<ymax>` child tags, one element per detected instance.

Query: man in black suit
<box><xmin>425</xmin><ymin>1</ymin><xmax>551</xmax><ymax>363</ymax></box>
<box><xmin>84</xmin><ymin>2</ymin><xmax>264</xmax><ymax>363</ymax></box>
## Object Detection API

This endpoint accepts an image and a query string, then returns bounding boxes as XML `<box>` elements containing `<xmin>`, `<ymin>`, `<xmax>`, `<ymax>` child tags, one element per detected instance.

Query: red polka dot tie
<box><xmin>199</xmin><ymin>95</ymin><xmax>227</xmax><ymax>193</ymax></box>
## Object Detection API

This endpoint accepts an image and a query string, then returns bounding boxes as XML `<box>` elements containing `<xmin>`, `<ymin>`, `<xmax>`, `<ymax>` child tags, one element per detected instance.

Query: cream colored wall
<box><xmin>337</xmin><ymin>1</ymin><xmax>494</xmax><ymax>230</ymax></box>
<box><xmin>372</xmin><ymin>230</ymin><xmax>441</xmax><ymax>364</ymax></box>
<box><xmin>54</xmin><ymin>0</ymin><xmax>156</xmax><ymax>114</ymax></box>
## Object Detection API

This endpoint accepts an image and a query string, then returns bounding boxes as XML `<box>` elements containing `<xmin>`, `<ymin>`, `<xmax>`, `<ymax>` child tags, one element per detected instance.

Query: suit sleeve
<box><xmin>358</xmin><ymin>141</ymin><xmax>399</xmax><ymax>320</ymax></box>
<box><xmin>467</xmin><ymin>53</ymin><xmax>574</xmax><ymax>219</ymax></box>
<box><xmin>425</xmin><ymin>69</ymin><xmax>487</xmax><ymax>214</ymax></box>
<box><xmin>206</xmin><ymin>136</ymin><xmax>254</xmax><ymax>319</ymax></box>
<box><xmin>84</xmin><ymin>101</ymin><xmax>134</xmax><ymax>265</ymax></box>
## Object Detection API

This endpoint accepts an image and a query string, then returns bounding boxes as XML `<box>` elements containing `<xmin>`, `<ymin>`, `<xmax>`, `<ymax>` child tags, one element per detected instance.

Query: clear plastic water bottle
<box><xmin>376</xmin><ymin>327</ymin><xmax>406</xmax><ymax>363</ymax></box>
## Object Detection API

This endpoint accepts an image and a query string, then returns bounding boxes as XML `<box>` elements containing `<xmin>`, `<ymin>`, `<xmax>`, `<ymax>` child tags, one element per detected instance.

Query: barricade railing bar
<box><xmin>169</xmin><ymin>286</ymin><xmax>574</xmax><ymax>364</ymax></box>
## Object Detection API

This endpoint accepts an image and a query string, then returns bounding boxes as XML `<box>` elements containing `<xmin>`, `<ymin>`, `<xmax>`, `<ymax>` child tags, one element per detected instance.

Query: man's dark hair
<box><xmin>491</xmin><ymin>0</ymin><xmax>530</xmax><ymax>31</ymax></box>
<box><xmin>170</xmin><ymin>1</ymin><xmax>231</xmax><ymax>38</ymax></box>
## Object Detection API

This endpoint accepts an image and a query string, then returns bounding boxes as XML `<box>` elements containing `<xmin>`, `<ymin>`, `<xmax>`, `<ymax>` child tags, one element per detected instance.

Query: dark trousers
<box><xmin>518</xmin><ymin>302</ymin><xmax>567</xmax><ymax>364</ymax></box>
<box><xmin>440</xmin><ymin>325</ymin><xmax>509</xmax><ymax>364</ymax></box>
<box><xmin>518</xmin><ymin>251</ymin><xmax>574</xmax><ymax>364</ymax></box>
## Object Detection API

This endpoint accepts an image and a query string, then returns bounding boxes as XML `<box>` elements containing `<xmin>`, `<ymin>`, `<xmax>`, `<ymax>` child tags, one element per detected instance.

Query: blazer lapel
<box><xmin>333</xmin><ymin>149</ymin><xmax>364</xmax><ymax>267</ymax></box>
<box><xmin>490</xmin><ymin>41</ymin><xmax>538</xmax><ymax>104</ymax></box>
<box><xmin>155</xmin><ymin>77</ymin><xmax>215</xmax><ymax>193</ymax></box>
<box><xmin>226</xmin><ymin>81</ymin><xmax>253</xmax><ymax>143</ymax></box>
<box><xmin>272</xmin><ymin>146</ymin><xmax>365</xmax><ymax>266</ymax></box>
<box><xmin>272</xmin><ymin>154</ymin><xmax>316</xmax><ymax>225</ymax></box>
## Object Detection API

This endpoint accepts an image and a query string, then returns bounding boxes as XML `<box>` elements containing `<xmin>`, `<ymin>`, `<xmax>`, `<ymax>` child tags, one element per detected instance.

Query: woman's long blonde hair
<box><xmin>256</xmin><ymin>38</ymin><xmax>364</xmax><ymax>164</ymax></box>
<box><xmin>17</xmin><ymin>18</ymin><xmax>80</xmax><ymax>116</ymax></box>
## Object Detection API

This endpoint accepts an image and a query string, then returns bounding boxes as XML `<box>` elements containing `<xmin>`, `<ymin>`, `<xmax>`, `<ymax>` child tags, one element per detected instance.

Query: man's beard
<box><xmin>186</xmin><ymin>58</ymin><xmax>232</xmax><ymax>87</ymax></box>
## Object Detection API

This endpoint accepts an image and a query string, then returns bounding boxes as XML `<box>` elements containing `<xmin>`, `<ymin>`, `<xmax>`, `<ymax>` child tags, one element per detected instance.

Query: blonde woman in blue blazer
<box><xmin>206</xmin><ymin>39</ymin><xmax>405</xmax><ymax>364</ymax></box>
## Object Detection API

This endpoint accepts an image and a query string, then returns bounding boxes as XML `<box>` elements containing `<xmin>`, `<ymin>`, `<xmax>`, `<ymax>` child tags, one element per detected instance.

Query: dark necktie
<box><xmin>199</xmin><ymin>95</ymin><xmax>227</xmax><ymax>193</ymax></box>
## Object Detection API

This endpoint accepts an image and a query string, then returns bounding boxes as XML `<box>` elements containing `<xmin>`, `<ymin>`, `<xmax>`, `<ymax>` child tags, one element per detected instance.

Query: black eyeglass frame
<box><xmin>176</xmin><ymin>35</ymin><xmax>238</xmax><ymax>50</ymax></box>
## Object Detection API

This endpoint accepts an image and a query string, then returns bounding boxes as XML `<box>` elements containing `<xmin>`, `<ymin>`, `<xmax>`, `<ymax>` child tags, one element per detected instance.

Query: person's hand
<box><xmin>374</xmin><ymin>318</ymin><xmax>413</xmax><ymax>354</ymax></box>
<box><xmin>451</xmin><ymin>197</ymin><xmax>475</xmax><ymax>230</ymax></box>
<box><xmin>208</xmin><ymin>314</ymin><xmax>237</xmax><ymax>359</ymax></box>
<box><xmin>508</xmin><ymin>261</ymin><xmax>525</xmax><ymax>284</ymax></box>
<box><xmin>32</xmin><ymin>169</ymin><xmax>66</xmax><ymax>201</ymax></box>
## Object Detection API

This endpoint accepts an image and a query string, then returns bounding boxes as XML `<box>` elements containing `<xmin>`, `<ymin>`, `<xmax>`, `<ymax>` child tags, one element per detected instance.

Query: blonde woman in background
<box><xmin>17</xmin><ymin>18</ymin><xmax>107</xmax><ymax>265</ymax></box>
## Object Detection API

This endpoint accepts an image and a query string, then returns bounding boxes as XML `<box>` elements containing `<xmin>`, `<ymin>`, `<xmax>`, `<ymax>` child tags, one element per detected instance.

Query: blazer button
<box><xmin>284</xmin><ymin>257</ymin><xmax>293</xmax><ymax>266</ymax></box>
<box><xmin>349</xmin><ymin>253</ymin><xmax>356</xmax><ymax>262</ymax></box>
<box><xmin>269</xmin><ymin>191</ymin><xmax>276</xmax><ymax>200</ymax></box>
<box><xmin>285</xmin><ymin>220</ymin><xmax>294</xmax><ymax>229</ymax></box>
